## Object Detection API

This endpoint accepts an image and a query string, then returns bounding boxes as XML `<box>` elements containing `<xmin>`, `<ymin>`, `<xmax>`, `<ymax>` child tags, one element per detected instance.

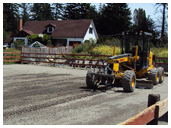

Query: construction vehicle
<box><xmin>86</xmin><ymin>30</ymin><xmax>164</xmax><ymax>92</ymax></box>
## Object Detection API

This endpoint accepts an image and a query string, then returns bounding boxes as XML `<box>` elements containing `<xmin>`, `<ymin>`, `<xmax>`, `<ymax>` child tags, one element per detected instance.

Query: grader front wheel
<box><xmin>86</xmin><ymin>69</ymin><xmax>97</xmax><ymax>89</ymax></box>
<box><xmin>122</xmin><ymin>70</ymin><xmax>136</xmax><ymax>92</ymax></box>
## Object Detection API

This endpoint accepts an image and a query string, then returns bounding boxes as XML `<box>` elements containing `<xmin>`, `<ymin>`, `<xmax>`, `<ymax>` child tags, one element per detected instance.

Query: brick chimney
<box><xmin>19</xmin><ymin>18</ymin><xmax>23</xmax><ymax>31</ymax></box>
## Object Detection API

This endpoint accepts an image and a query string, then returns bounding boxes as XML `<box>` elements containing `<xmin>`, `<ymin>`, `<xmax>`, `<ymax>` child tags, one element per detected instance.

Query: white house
<box><xmin>4</xmin><ymin>19</ymin><xmax>99</xmax><ymax>47</ymax></box>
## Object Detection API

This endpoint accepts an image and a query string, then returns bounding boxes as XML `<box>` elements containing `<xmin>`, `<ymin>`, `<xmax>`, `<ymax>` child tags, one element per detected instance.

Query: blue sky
<box><xmin>128</xmin><ymin>3</ymin><xmax>156</xmax><ymax>18</ymax></box>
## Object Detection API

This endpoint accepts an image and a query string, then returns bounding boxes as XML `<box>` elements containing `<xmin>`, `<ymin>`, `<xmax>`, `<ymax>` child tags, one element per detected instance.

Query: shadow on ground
<box><xmin>159</xmin><ymin>112</ymin><xmax>168</xmax><ymax>122</ymax></box>
<box><xmin>80</xmin><ymin>75</ymin><xmax>168</xmax><ymax>93</ymax></box>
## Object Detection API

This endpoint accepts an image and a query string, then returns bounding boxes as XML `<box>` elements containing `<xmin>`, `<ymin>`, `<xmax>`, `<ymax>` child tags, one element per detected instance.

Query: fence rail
<box><xmin>3</xmin><ymin>52</ymin><xmax>21</xmax><ymax>63</ymax></box>
<box><xmin>155</xmin><ymin>57</ymin><xmax>168</xmax><ymax>72</ymax></box>
<box><xmin>118</xmin><ymin>97</ymin><xmax>168</xmax><ymax>125</ymax></box>
<box><xmin>3</xmin><ymin>49</ymin><xmax>168</xmax><ymax>71</ymax></box>
<box><xmin>21</xmin><ymin>52</ymin><xmax>110</xmax><ymax>67</ymax></box>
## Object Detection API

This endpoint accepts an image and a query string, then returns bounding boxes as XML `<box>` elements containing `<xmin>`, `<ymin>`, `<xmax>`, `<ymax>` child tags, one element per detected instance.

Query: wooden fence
<box><xmin>118</xmin><ymin>96</ymin><xmax>168</xmax><ymax>125</ymax></box>
<box><xmin>22</xmin><ymin>46</ymin><xmax>73</xmax><ymax>54</ymax></box>
<box><xmin>3</xmin><ymin>49</ymin><xmax>168</xmax><ymax>71</ymax></box>
<box><xmin>21</xmin><ymin>52</ymin><xmax>110</xmax><ymax>67</ymax></box>
<box><xmin>3</xmin><ymin>52</ymin><xmax>21</xmax><ymax>63</ymax></box>
<box><xmin>155</xmin><ymin>57</ymin><xmax>168</xmax><ymax>72</ymax></box>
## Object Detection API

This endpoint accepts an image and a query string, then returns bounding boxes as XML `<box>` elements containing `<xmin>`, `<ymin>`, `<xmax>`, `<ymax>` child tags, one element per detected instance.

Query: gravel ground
<box><xmin>3</xmin><ymin>64</ymin><xmax>168</xmax><ymax>125</ymax></box>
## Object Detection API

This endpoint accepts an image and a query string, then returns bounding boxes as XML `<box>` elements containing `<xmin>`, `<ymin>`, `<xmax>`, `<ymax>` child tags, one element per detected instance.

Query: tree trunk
<box><xmin>161</xmin><ymin>3</ymin><xmax>166</xmax><ymax>39</ymax></box>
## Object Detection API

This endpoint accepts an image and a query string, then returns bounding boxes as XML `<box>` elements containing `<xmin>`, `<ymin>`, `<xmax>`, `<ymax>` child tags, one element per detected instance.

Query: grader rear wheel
<box><xmin>122</xmin><ymin>70</ymin><xmax>136</xmax><ymax>92</ymax></box>
<box><xmin>149</xmin><ymin>68</ymin><xmax>159</xmax><ymax>85</ymax></box>
<box><xmin>158</xmin><ymin>67</ymin><xmax>164</xmax><ymax>83</ymax></box>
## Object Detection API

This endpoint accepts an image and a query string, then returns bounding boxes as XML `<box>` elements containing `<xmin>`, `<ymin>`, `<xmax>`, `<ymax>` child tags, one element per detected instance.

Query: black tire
<box><xmin>149</xmin><ymin>68</ymin><xmax>159</xmax><ymax>85</ymax></box>
<box><xmin>122</xmin><ymin>70</ymin><xmax>136</xmax><ymax>92</ymax></box>
<box><xmin>158</xmin><ymin>67</ymin><xmax>164</xmax><ymax>83</ymax></box>
<box><xmin>86</xmin><ymin>69</ymin><xmax>97</xmax><ymax>89</ymax></box>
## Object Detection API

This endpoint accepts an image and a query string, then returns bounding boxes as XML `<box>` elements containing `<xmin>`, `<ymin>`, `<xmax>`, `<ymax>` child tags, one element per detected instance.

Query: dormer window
<box><xmin>47</xmin><ymin>27</ymin><xmax>54</xmax><ymax>33</ymax></box>
<box><xmin>89</xmin><ymin>27</ymin><xmax>93</xmax><ymax>34</ymax></box>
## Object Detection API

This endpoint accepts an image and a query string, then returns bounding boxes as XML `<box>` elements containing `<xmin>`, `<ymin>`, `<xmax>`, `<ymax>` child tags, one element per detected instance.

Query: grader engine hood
<box><xmin>107</xmin><ymin>53</ymin><xmax>132</xmax><ymax>63</ymax></box>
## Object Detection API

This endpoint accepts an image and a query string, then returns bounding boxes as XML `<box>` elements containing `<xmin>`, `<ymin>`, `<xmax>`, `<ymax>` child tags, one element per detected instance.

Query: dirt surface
<box><xmin>3</xmin><ymin>64</ymin><xmax>168</xmax><ymax>125</ymax></box>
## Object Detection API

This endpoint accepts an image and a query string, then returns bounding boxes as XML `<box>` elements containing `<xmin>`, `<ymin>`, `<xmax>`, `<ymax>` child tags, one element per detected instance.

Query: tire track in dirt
<box><xmin>3</xmin><ymin>73</ymin><xmax>101</xmax><ymax>118</ymax></box>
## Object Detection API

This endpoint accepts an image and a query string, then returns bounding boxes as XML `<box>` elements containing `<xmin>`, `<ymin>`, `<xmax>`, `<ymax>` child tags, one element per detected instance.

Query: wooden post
<box><xmin>113</xmin><ymin>45</ymin><xmax>116</xmax><ymax>56</ymax></box>
<box><xmin>39</xmin><ymin>48</ymin><xmax>41</xmax><ymax>62</ymax></box>
<box><xmin>49</xmin><ymin>47</ymin><xmax>50</xmax><ymax>56</ymax></box>
<box><xmin>65</xmin><ymin>46</ymin><xmax>67</xmax><ymax>53</ymax></box>
<box><xmin>20</xmin><ymin>47</ymin><xmax>23</xmax><ymax>64</ymax></box>
<box><xmin>147</xmin><ymin>94</ymin><xmax>160</xmax><ymax>125</ymax></box>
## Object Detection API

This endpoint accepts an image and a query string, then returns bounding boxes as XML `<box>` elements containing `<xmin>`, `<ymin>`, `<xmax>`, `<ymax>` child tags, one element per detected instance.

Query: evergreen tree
<box><xmin>19</xmin><ymin>3</ymin><xmax>31</xmax><ymax>24</ymax></box>
<box><xmin>78</xmin><ymin>3</ymin><xmax>91</xmax><ymax>19</ymax></box>
<box><xmin>63</xmin><ymin>3</ymin><xmax>79</xmax><ymax>19</ymax></box>
<box><xmin>98</xmin><ymin>3</ymin><xmax>131</xmax><ymax>35</ymax></box>
<box><xmin>133</xmin><ymin>8</ymin><xmax>158</xmax><ymax>35</ymax></box>
<box><xmin>52</xmin><ymin>3</ymin><xmax>64</xmax><ymax>20</ymax></box>
<box><xmin>63</xmin><ymin>3</ymin><xmax>93</xmax><ymax>20</ymax></box>
<box><xmin>133</xmin><ymin>8</ymin><xmax>147</xmax><ymax>31</ymax></box>
<box><xmin>95</xmin><ymin>3</ymin><xmax>106</xmax><ymax>35</ymax></box>
<box><xmin>30</xmin><ymin>3</ymin><xmax>54</xmax><ymax>20</ymax></box>
<box><xmin>3</xmin><ymin>3</ymin><xmax>20</xmax><ymax>41</ymax></box>
<box><xmin>87</xmin><ymin>5</ymin><xmax>98</xmax><ymax>20</ymax></box>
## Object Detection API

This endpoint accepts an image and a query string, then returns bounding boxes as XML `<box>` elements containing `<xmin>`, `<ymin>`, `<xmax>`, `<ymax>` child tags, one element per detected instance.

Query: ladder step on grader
<box><xmin>86</xmin><ymin>30</ymin><xmax>164</xmax><ymax>92</ymax></box>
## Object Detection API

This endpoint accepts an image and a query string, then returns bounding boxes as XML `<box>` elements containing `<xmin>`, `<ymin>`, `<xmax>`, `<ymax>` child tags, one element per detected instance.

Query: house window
<box><xmin>89</xmin><ymin>27</ymin><xmax>93</xmax><ymax>34</ymax></box>
<box><xmin>47</xmin><ymin>27</ymin><xmax>54</xmax><ymax>33</ymax></box>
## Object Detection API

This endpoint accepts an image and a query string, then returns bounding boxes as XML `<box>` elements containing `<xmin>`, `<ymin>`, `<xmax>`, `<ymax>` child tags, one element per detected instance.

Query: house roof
<box><xmin>23</xmin><ymin>29</ymin><xmax>34</xmax><ymax>35</ymax></box>
<box><xmin>14</xmin><ymin>29</ymin><xmax>34</xmax><ymax>37</ymax></box>
<box><xmin>4</xmin><ymin>34</ymin><xmax>14</xmax><ymax>43</ymax></box>
<box><xmin>22</xmin><ymin>19</ymin><xmax>93</xmax><ymax>38</ymax></box>
<box><xmin>44</xmin><ymin>23</ymin><xmax>56</xmax><ymax>28</ymax></box>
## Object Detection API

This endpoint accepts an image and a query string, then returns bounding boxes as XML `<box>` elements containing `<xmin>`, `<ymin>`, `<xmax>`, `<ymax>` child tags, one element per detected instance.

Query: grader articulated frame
<box><xmin>86</xmin><ymin>30</ymin><xmax>164</xmax><ymax>92</ymax></box>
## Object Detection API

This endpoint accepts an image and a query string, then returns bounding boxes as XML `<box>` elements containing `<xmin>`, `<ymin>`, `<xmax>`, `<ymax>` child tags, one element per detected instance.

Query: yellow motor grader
<box><xmin>86</xmin><ymin>30</ymin><xmax>164</xmax><ymax>92</ymax></box>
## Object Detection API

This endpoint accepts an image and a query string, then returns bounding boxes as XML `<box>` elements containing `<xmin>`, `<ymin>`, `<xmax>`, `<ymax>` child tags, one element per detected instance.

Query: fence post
<box><xmin>49</xmin><ymin>47</ymin><xmax>50</xmax><ymax>56</ymax></box>
<box><xmin>147</xmin><ymin>94</ymin><xmax>160</xmax><ymax>125</ymax></box>
<box><xmin>65</xmin><ymin>46</ymin><xmax>67</xmax><ymax>53</ymax></box>
<box><xmin>20</xmin><ymin>47</ymin><xmax>23</xmax><ymax>64</ymax></box>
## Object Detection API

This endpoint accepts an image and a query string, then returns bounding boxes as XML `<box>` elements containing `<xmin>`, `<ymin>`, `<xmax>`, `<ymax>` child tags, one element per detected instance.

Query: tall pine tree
<box><xmin>3</xmin><ymin>3</ymin><xmax>20</xmax><ymax>41</ymax></box>
<box><xmin>52</xmin><ymin>3</ymin><xmax>64</xmax><ymax>20</ymax></box>
<box><xmin>63</xmin><ymin>3</ymin><xmax>94</xmax><ymax>20</ymax></box>
<box><xmin>30</xmin><ymin>3</ymin><xmax>54</xmax><ymax>20</ymax></box>
<box><xmin>63</xmin><ymin>3</ymin><xmax>79</xmax><ymax>19</ymax></box>
<box><xmin>133</xmin><ymin>8</ymin><xmax>156</xmax><ymax>33</ymax></box>
<box><xmin>98</xmin><ymin>3</ymin><xmax>131</xmax><ymax>35</ymax></box>
<box><xmin>19</xmin><ymin>3</ymin><xmax>31</xmax><ymax>24</ymax></box>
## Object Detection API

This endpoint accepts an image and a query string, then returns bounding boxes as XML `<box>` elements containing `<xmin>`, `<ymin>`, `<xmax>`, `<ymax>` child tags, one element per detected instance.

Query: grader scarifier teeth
<box><xmin>92</xmin><ymin>73</ymin><xmax>115</xmax><ymax>79</ymax></box>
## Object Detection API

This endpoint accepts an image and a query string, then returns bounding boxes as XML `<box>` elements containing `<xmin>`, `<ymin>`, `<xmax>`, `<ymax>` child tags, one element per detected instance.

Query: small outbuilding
<box><xmin>28</xmin><ymin>41</ymin><xmax>46</xmax><ymax>48</ymax></box>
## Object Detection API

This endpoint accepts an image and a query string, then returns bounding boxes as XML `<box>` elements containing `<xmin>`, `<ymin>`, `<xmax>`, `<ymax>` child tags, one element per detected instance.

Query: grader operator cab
<box><xmin>86</xmin><ymin>30</ymin><xmax>164</xmax><ymax>92</ymax></box>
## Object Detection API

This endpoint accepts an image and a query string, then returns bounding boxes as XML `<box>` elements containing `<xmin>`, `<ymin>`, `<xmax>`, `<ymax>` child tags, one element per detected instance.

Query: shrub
<box><xmin>97</xmin><ymin>36</ymin><xmax>121</xmax><ymax>47</ymax></box>
<box><xmin>12</xmin><ymin>40</ymin><xmax>25</xmax><ymax>50</ymax></box>
<box><xmin>151</xmin><ymin>47</ymin><xmax>168</xmax><ymax>57</ymax></box>
<box><xmin>151</xmin><ymin>47</ymin><xmax>168</xmax><ymax>63</ymax></box>
<box><xmin>27</xmin><ymin>34</ymin><xmax>51</xmax><ymax>45</ymax></box>
<box><xmin>72</xmin><ymin>42</ymin><xmax>97</xmax><ymax>54</ymax></box>
<box><xmin>91</xmin><ymin>45</ymin><xmax>121</xmax><ymax>55</ymax></box>
<box><xmin>72</xmin><ymin>45</ymin><xmax>84</xmax><ymax>54</ymax></box>
<box><xmin>3</xmin><ymin>48</ymin><xmax>20</xmax><ymax>52</ymax></box>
